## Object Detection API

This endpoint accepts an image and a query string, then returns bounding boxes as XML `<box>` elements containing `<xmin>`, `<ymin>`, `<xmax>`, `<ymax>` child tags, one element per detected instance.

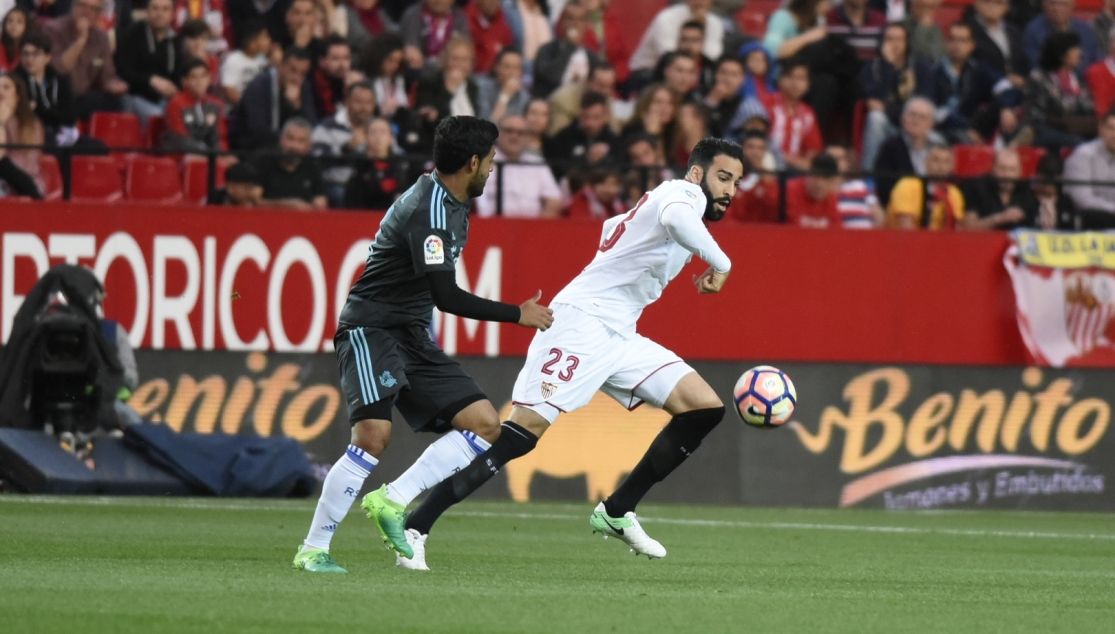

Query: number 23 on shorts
<box><xmin>541</xmin><ymin>348</ymin><xmax>580</xmax><ymax>381</ymax></box>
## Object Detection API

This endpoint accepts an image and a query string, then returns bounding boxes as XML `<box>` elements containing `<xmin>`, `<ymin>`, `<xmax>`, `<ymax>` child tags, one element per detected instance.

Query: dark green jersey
<box><xmin>339</xmin><ymin>172</ymin><xmax>471</xmax><ymax>329</ymax></box>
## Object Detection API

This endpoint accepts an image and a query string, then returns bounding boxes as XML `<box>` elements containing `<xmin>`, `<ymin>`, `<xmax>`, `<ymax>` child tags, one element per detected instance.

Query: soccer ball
<box><xmin>733</xmin><ymin>365</ymin><xmax>796</xmax><ymax>428</ymax></box>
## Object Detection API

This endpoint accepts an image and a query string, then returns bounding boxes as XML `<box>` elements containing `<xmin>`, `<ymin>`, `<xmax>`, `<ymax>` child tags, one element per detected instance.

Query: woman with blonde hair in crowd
<box><xmin>0</xmin><ymin>71</ymin><xmax>43</xmax><ymax>198</ymax></box>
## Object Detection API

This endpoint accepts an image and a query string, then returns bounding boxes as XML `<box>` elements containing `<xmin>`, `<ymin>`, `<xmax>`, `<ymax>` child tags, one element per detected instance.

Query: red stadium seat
<box><xmin>952</xmin><ymin>145</ymin><xmax>995</xmax><ymax>177</ymax></box>
<box><xmin>851</xmin><ymin>100</ymin><xmax>867</xmax><ymax>157</ymax></box>
<box><xmin>89</xmin><ymin>112</ymin><xmax>143</xmax><ymax>149</ymax></box>
<box><xmin>145</xmin><ymin>115</ymin><xmax>167</xmax><ymax>149</ymax></box>
<box><xmin>39</xmin><ymin>154</ymin><xmax>63</xmax><ymax>200</ymax></box>
<box><xmin>1017</xmin><ymin>146</ymin><xmax>1046</xmax><ymax>177</ymax></box>
<box><xmin>182</xmin><ymin>156</ymin><xmax>233</xmax><ymax>204</ymax></box>
<box><xmin>736</xmin><ymin>11</ymin><xmax>767</xmax><ymax>37</ymax></box>
<box><xmin>71</xmin><ymin>156</ymin><xmax>124</xmax><ymax>202</ymax></box>
<box><xmin>126</xmin><ymin>156</ymin><xmax>183</xmax><ymax>203</ymax></box>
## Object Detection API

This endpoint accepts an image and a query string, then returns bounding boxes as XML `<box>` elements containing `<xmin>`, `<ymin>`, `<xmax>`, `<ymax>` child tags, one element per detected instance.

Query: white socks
<box><xmin>385</xmin><ymin>430</ymin><xmax>491</xmax><ymax>506</ymax></box>
<box><xmin>302</xmin><ymin>445</ymin><xmax>376</xmax><ymax>552</ymax></box>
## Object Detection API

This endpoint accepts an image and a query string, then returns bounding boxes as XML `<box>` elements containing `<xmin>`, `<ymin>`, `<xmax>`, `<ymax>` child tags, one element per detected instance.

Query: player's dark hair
<box><xmin>283</xmin><ymin>45</ymin><xmax>312</xmax><ymax>63</ymax></box>
<box><xmin>180</xmin><ymin>18</ymin><xmax>212</xmax><ymax>40</ymax></box>
<box><xmin>681</xmin><ymin>19</ymin><xmax>705</xmax><ymax>34</ymax></box>
<box><xmin>687</xmin><ymin>138</ymin><xmax>744</xmax><ymax>171</ymax></box>
<box><xmin>180</xmin><ymin>57</ymin><xmax>210</xmax><ymax>77</ymax></box>
<box><xmin>236</xmin><ymin>19</ymin><xmax>269</xmax><ymax>50</ymax></box>
<box><xmin>580</xmin><ymin>90</ymin><xmax>608</xmax><ymax>110</ymax></box>
<box><xmin>433</xmin><ymin>116</ymin><xmax>499</xmax><ymax>174</ymax></box>
<box><xmin>21</xmin><ymin>31</ymin><xmax>52</xmax><ymax>55</ymax></box>
<box><xmin>779</xmin><ymin>56</ymin><xmax>809</xmax><ymax>77</ymax></box>
<box><xmin>809</xmin><ymin>153</ymin><xmax>839</xmax><ymax>177</ymax></box>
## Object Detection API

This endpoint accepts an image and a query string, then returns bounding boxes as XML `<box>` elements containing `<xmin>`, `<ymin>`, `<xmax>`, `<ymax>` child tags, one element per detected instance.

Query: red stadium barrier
<box><xmin>0</xmin><ymin>201</ymin><xmax>1028</xmax><ymax>365</ymax></box>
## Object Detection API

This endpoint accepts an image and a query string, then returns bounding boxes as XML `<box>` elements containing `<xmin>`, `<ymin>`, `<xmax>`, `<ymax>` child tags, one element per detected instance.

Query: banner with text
<box><xmin>130</xmin><ymin>351</ymin><xmax>1114</xmax><ymax>510</ymax></box>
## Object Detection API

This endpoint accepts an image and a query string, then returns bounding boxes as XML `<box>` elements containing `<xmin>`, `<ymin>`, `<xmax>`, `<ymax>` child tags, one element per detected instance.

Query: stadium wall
<box><xmin>130</xmin><ymin>350</ymin><xmax>1114</xmax><ymax>511</ymax></box>
<box><xmin>1</xmin><ymin>201</ymin><xmax>1028</xmax><ymax>365</ymax></box>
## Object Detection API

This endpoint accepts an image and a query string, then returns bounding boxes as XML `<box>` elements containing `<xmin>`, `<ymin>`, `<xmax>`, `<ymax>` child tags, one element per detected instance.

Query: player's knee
<box><xmin>452</xmin><ymin>400</ymin><xmax>502</xmax><ymax>443</ymax></box>
<box><xmin>665</xmin><ymin>374</ymin><xmax>722</xmax><ymax>416</ymax></box>
<box><xmin>351</xmin><ymin>419</ymin><xmax>391</xmax><ymax>457</ymax></box>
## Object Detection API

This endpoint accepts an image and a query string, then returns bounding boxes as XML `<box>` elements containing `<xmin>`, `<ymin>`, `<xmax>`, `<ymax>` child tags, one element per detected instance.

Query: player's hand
<box><xmin>693</xmin><ymin>267</ymin><xmax>729</xmax><ymax>294</ymax></box>
<box><xmin>518</xmin><ymin>290</ymin><xmax>554</xmax><ymax>331</ymax></box>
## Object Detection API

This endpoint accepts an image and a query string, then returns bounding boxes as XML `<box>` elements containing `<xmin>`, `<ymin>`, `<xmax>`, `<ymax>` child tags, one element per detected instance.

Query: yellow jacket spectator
<box><xmin>887</xmin><ymin>142</ymin><xmax>1010</xmax><ymax>230</ymax></box>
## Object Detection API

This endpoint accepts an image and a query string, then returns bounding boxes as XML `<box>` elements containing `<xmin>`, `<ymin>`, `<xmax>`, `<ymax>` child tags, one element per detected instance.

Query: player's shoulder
<box><xmin>390</xmin><ymin>174</ymin><xmax>441</xmax><ymax>224</ymax></box>
<box><xmin>652</xmin><ymin>179</ymin><xmax>704</xmax><ymax>212</ymax></box>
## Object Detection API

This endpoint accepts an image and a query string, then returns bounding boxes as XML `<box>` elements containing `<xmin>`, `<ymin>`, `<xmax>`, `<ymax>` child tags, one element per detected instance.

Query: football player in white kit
<box><xmin>387</xmin><ymin>138</ymin><xmax>745</xmax><ymax>568</ymax></box>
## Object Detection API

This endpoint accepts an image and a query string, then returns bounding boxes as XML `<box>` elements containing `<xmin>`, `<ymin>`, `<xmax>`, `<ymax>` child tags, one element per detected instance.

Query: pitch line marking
<box><xmin>2</xmin><ymin>496</ymin><xmax>1114</xmax><ymax>542</ymax></box>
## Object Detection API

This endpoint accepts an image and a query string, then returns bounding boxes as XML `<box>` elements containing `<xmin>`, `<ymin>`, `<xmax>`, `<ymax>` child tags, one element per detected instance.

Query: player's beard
<box><xmin>466</xmin><ymin>169</ymin><xmax>488</xmax><ymax>198</ymax></box>
<box><xmin>700</xmin><ymin>176</ymin><xmax>730</xmax><ymax>222</ymax></box>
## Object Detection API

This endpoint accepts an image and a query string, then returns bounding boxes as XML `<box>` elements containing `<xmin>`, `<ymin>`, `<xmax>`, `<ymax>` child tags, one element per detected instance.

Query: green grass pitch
<box><xmin>1</xmin><ymin>497</ymin><xmax>1114</xmax><ymax>634</ymax></box>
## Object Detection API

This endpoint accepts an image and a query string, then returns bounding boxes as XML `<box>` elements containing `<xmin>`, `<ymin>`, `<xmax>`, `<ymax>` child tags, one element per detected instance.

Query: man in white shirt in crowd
<box><xmin>630</xmin><ymin>0</ymin><xmax>725</xmax><ymax>73</ymax></box>
<box><xmin>476</xmin><ymin>115</ymin><xmax>563</xmax><ymax>217</ymax></box>
<box><xmin>1065</xmin><ymin>110</ymin><xmax>1115</xmax><ymax>224</ymax></box>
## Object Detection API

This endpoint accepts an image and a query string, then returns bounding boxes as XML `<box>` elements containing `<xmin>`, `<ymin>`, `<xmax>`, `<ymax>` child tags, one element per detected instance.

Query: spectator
<box><xmin>523</xmin><ymin>96</ymin><xmax>551</xmax><ymax>155</ymax></box>
<box><xmin>399</xmin><ymin>0</ymin><xmax>471</xmax><ymax>70</ymax></box>
<box><xmin>625</xmin><ymin>131</ymin><xmax>675</xmax><ymax>188</ymax></box>
<box><xmin>413</xmin><ymin>36</ymin><xmax>479</xmax><ymax>148</ymax></box>
<box><xmin>703</xmin><ymin>54</ymin><xmax>744</xmax><ymax>138</ymax></box>
<box><xmin>343</xmin><ymin>116</ymin><xmax>414</xmax><ymax>209</ymax></box>
<box><xmin>655</xmin><ymin>50</ymin><xmax>701</xmax><ymax>103</ymax></box>
<box><xmin>870</xmin><ymin>0</ymin><xmax>907</xmax><ymax>22</ymax></box>
<box><xmin>783</xmin><ymin>153</ymin><xmax>844</xmax><ymax>227</ymax></box>
<box><xmin>1064</xmin><ymin>109</ymin><xmax>1115</xmax><ymax>222</ymax></box>
<box><xmin>115</xmin><ymin>0</ymin><xmax>184</xmax><ymax>126</ymax></box>
<box><xmin>581</xmin><ymin>0</ymin><xmax>630</xmax><ymax>86</ymax></box>
<box><xmin>726</xmin><ymin>129</ymin><xmax>780</xmax><ymax>222</ymax></box>
<box><xmin>548</xmin><ymin>59</ymin><xmax>616</xmax><ymax>133</ymax></box>
<box><xmin>931</xmin><ymin>21</ymin><xmax>1022</xmax><ymax>145</ymax></box>
<box><xmin>0</xmin><ymin>71</ymin><xmax>42</xmax><ymax>198</ymax></box>
<box><xmin>654</xmin><ymin>20</ymin><xmax>714</xmax><ymax>93</ymax></box>
<box><xmin>477</xmin><ymin>48</ymin><xmax>531</xmax><ymax>121</ymax></box>
<box><xmin>465</xmin><ymin>0</ymin><xmax>515</xmax><ymax>74</ymax></box>
<box><xmin>873</xmin><ymin>97</ymin><xmax>943</xmax><ymax>206</ymax></box>
<box><xmin>738</xmin><ymin>41</ymin><xmax>774</xmax><ymax>101</ymax></box>
<box><xmin>14</xmin><ymin>31</ymin><xmax>76</xmax><ymax>146</ymax></box>
<box><xmin>161</xmin><ymin>57</ymin><xmax>225</xmax><ymax>153</ymax></box>
<box><xmin>1024</xmin><ymin>31</ymin><xmax>1097</xmax><ymax>148</ymax></box>
<box><xmin>477</xmin><ymin>114</ymin><xmax>562</xmax><ymax>217</ymax></box>
<box><xmin>252</xmin><ymin>117</ymin><xmax>327</xmax><ymax>208</ymax></box>
<box><xmin>826</xmin><ymin>0</ymin><xmax>886</xmax><ymax>62</ymax></box>
<box><xmin>207</xmin><ymin>162</ymin><xmax>264</xmax><ymax>206</ymax></box>
<box><xmin>630</xmin><ymin>0</ymin><xmax>724</xmax><ymax>74</ymax></box>
<box><xmin>362</xmin><ymin>31</ymin><xmax>409</xmax><ymax>117</ymax></box>
<box><xmin>229</xmin><ymin>45</ymin><xmax>316</xmax><ymax>150</ymax></box>
<box><xmin>1030</xmin><ymin>151</ymin><xmax>1078</xmax><ymax>228</ymax></box>
<box><xmin>620</xmin><ymin>83</ymin><xmax>677</xmax><ymax>165</ymax></box>
<box><xmin>1023</xmin><ymin>0</ymin><xmax>1101</xmax><ymax>76</ymax></box>
<box><xmin>1097</xmin><ymin>0</ymin><xmax>1115</xmax><ymax>55</ymax></box>
<box><xmin>673</xmin><ymin>100</ymin><xmax>708</xmax><ymax>165</ymax></box>
<box><xmin>275</xmin><ymin>0</ymin><xmax>325</xmax><ymax>59</ymax></box>
<box><xmin>902</xmin><ymin>0</ymin><xmax>946</xmax><ymax>65</ymax></box>
<box><xmin>44</xmin><ymin>0</ymin><xmax>128</xmax><ymax>119</ymax></box>
<box><xmin>221</xmin><ymin>19</ymin><xmax>272</xmax><ymax>105</ymax></box>
<box><xmin>826</xmin><ymin>144</ymin><xmax>884</xmax><ymax>227</ymax></box>
<box><xmin>960</xmin><ymin>148</ymin><xmax>1036</xmax><ymax>228</ymax></box>
<box><xmin>318</xmin><ymin>0</ymin><xmax>376</xmax><ymax>53</ymax></box>
<box><xmin>348</xmin><ymin>0</ymin><xmax>397</xmax><ymax>40</ymax></box>
<box><xmin>228</xmin><ymin>0</ymin><xmax>294</xmax><ymax>50</ymax></box>
<box><xmin>967</xmin><ymin>0</ymin><xmax>1030</xmax><ymax>85</ymax></box>
<box><xmin>311</xmin><ymin>80</ymin><xmax>375</xmax><ymax>206</ymax></box>
<box><xmin>1086</xmin><ymin>26</ymin><xmax>1115</xmax><ymax>118</ymax></box>
<box><xmin>533</xmin><ymin>3</ymin><xmax>601</xmax><ymax>98</ymax></box>
<box><xmin>763</xmin><ymin>57</ymin><xmax>824</xmax><ymax>172</ymax></box>
<box><xmin>1</xmin><ymin>6</ymin><xmax>29</xmax><ymax>72</ymax></box>
<box><xmin>180</xmin><ymin>19</ymin><xmax>219</xmax><ymax>84</ymax></box>
<box><xmin>504</xmin><ymin>0</ymin><xmax>552</xmax><ymax>65</ymax></box>
<box><xmin>567</xmin><ymin>166</ymin><xmax>625</xmax><ymax>218</ymax></box>
<box><xmin>888</xmin><ymin>142</ymin><xmax>971</xmax><ymax>229</ymax></box>
<box><xmin>859</xmin><ymin>22</ymin><xmax>935</xmax><ymax>170</ymax></box>
<box><xmin>546</xmin><ymin>90</ymin><xmax>618</xmax><ymax>178</ymax></box>
<box><xmin>311</xmin><ymin>35</ymin><xmax>354</xmax><ymax>118</ymax></box>
<box><xmin>763</xmin><ymin>0</ymin><xmax>828</xmax><ymax>63</ymax></box>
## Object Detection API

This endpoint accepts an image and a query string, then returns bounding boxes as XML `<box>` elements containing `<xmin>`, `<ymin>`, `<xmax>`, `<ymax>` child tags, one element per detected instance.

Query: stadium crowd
<box><xmin>0</xmin><ymin>0</ymin><xmax>1113</xmax><ymax>229</ymax></box>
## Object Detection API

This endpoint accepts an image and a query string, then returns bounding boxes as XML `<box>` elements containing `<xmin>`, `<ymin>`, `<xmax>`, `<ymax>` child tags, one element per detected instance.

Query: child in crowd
<box><xmin>567</xmin><ymin>167</ymin><xmax>626</xmax><ymax>218</ymax></box>
<box><xmin>220</xmin><ymin>19</ymin><xmax>272</xmax><ymax>105</ymax></box>
<box><xmin>762</xmin><ymin>57</ymin><xmax>824</xmax><ymax>172</ymax></box>
<box><xmin>162</xmin><ymin>58</ymin><xmax>225</xmax><ymax>152</ymax></box>
<box><xmin>180</xmin><ymin>19</ymin><xmax>221</xmax><ymax>90</ymax></box>
<box><xmin>826</xmin><ymin>144</ymin><xmax>884</xmax><ymax>228</ymax></box>
<box><xmin>738</xmin><ymin>42</ymin><xmax>774</xmax><ymax>101</ymax></box>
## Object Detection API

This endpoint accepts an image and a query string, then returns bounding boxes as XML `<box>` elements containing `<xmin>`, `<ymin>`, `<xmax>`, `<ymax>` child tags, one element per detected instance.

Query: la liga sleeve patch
<box><xmin>424</xmin><ymin>235</ymin><xmax>445</xmax><ymax>264</ymax></box>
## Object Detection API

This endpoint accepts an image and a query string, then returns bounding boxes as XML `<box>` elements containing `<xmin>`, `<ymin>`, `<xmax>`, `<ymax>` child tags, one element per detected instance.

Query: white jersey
<box><xmin>552</xmin><ymin>179</ymin><xmax>731</xmax><ymax>336</ymax></box>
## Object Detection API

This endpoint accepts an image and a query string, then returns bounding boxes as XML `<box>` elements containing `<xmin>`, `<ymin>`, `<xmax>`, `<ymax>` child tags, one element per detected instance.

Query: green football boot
<box><xmin>292</xmin><ymin>547</ymin><xmax>347</xmax><ymax>573</ymax></box>
<box><xmin>361</xmin><ymin>485</ymin><xmax>414</xmax><ymax>558</ymax></box>
<box><xmin>590</xmin><ymin>502</ymin><xmax>667</xmax><ymax>559</ymax></box>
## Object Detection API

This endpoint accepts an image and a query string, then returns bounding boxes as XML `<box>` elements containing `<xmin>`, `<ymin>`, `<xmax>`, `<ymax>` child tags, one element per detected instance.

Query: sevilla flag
<box><xmin>1005</xmin><ymin>230</ymin><xmax>1115</xmax><ymax>367</ymax></box>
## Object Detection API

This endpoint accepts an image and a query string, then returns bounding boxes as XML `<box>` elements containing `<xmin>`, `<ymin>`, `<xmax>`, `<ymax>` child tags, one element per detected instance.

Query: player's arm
<box><xmin>659</xmin><ymin>202</ymin><xmax>732</xmax><ymax>294</ymax></box>
<box><xmin>426</xmin><ymin>271</ymin><xmax>552</xmax><ymax>329</ymax></box>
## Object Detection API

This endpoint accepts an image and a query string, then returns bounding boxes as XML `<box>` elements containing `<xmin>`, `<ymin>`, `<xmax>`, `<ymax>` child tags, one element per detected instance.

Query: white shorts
<box><xmin>511</xmin><ymin>304</ymin><xmax>695</xmax><ymax>424</ymax></box>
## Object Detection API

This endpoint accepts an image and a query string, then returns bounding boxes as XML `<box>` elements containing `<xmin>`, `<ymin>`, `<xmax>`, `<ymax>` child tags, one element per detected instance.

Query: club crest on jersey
<box><xmin>540</xmin><ymin>381</ymin><xmax>558</xmax><ymax>399</ymax></box>
<box><xmin>684</xmin><ymin>190</ymin><xmax>698</xmax><ymax>200</ymax></box>
<box><xmin>424</xmin><ymin>235</ymin><xmax>444</xmax><ymax>264</ymax></box>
